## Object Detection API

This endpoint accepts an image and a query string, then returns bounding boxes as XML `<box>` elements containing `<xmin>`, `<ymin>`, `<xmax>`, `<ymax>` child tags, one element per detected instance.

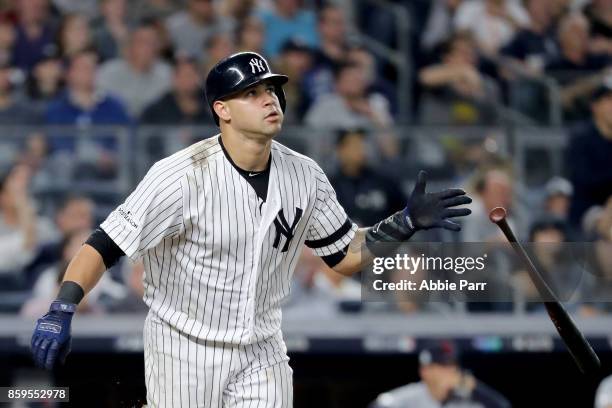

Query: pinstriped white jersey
<box><xmin>101</xmin><ymin>135</ymin><xmax>357</xmax><ymax>344</ymax></box>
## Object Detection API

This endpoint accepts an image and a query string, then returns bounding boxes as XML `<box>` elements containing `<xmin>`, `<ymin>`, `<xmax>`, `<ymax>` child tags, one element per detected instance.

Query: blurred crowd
<box><xmin>0</xmin><ymin>0</ymin><xmax>610</xmax><ymax>318</ymax></box>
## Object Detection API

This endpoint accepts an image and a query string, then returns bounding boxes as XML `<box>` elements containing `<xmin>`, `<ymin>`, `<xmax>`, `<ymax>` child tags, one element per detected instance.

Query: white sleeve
<box><xmin>100</xmin><ymin>163</ymin><xmax>185</xmax><ymax>260</ymax></box>
<box><xmin>304</xmin><ymin>165</ymin><xmax>357</xmax><ymax>257</ymax></box>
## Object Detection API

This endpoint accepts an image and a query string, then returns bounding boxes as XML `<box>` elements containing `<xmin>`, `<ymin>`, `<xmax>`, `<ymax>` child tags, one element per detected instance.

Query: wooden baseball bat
<box><xmin>489</xmin><ymin>207</ymin><xmax>600</xmax><ymax>375</ymax></box>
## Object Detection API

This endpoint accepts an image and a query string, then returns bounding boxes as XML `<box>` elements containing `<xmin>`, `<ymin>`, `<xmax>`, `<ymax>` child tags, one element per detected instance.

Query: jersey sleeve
<box><xmin>305</xmin><ymin>167</ymin><xmax>357</xmax><ymax>257</ymax></box>
<box><xmin>100</xmin><ymin>162</ymin><xmax>185</xmax><ymax>260</ymax></box>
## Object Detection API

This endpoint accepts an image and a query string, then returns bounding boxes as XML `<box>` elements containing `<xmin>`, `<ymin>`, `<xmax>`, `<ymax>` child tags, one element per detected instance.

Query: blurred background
<box><xmin>0</xmin><ymin>0</ymin><xmax>612</xmax><ymax>406</ymax></box>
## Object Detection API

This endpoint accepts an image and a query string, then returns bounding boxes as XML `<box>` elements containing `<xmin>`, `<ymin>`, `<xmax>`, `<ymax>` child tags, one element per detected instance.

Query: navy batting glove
<box><xmin>405</xmin><ymin>170</ymin><xmax>472</xmax><ymax>231</ymax></box>
<box><xmin>31</xmin><ymin>300</ymin><xmax>75</xmax><ymax>370</ymax></box>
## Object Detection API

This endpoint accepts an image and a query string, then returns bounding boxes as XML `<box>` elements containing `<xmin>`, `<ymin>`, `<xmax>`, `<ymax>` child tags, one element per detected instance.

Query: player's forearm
<box><xmin>332</xmin><ymin>228</ymin><xmax>374</xmax><ymax>276</ymax></box>
<box><xmin>60</xmin><ymin>244</ymin><xmax>107</xmax><ymax>298</ymax></box>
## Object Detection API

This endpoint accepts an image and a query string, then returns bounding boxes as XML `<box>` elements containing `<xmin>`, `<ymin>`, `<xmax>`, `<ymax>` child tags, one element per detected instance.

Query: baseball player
<box><xmin>30</xmin><ymin>51</ymin><xmax>472</xmax><ymax>407</ymax></box>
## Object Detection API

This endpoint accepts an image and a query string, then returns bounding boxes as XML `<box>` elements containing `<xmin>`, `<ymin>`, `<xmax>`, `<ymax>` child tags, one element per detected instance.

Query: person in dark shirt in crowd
<box><xmin>141</xmin><ymin>56</ymin><xmax>213</xmax><ymax>125</ymax></box>
<box><xmin>0</xmin><ymin>64</ymin><xmax>40</xmax><ymax>124</ymax></box>
<box><xmin>546</xmin><ymin>13</ymin><xmax>610</xmax><ymax>73</ymax></box>
<box><xmin>371</xmin><ymin>340</ymin><xmax>511</xmax><ymax>408</ymax></box>
<box><xmin>501</xmin><ymin>0</ymin><xmax>557</xmax><ymax>72</ymax></box>
<box><xmin>25</xmin><ymin>50</ymin><xmax>63</xmax><ymax>110</ymax></box>
<box><xmin>11</xmin><ymin>0</ymin><xmax>57</xmax><ymax>73</ymax></box>
<box><xmin>329</xmin><ymin>129</ymin><xmax>405</xmax><ymax>227</ymax></box>
<box><xmin>565</xmin><ymin>79</ymin><xmax>612</xmax><ymax>229</ymax></box>
<box><xmin>302</xmin><ymin>3</ymin><xmax>349</xmax><ymax>108</ymax></box>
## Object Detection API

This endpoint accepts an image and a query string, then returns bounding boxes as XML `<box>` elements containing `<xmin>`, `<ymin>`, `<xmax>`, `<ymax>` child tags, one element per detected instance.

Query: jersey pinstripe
<box><xmin>101</xmin><ymin>135</ymin><xmax>357</xmax><ymax>345</ymax></box>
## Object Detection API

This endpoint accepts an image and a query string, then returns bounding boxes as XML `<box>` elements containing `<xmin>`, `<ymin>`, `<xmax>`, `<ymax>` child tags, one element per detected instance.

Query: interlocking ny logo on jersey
<box><xmin>273</xmin><ymin>208</ymin><xmax>303</xmax><ymax>252</ymax></box>
<box><xmin>249</xmin><ymin>58</ymin><xmax>266</xmax><ymax>74</ymax></box>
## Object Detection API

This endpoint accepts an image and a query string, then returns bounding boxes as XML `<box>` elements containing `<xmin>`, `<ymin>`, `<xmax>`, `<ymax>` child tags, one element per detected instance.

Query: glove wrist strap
<box><xmin>49</xmin><ymin>300</ymin><xmax>77</xmax><ymax>314</ymax></box>
<box><xmin>365</xmin><ymin>209</ymin><xmax>416</xmax><ymax>256</ymax></box>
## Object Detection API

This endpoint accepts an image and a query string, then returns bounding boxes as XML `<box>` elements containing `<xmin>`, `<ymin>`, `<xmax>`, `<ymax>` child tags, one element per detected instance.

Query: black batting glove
<box><xmin>404</xmin><ymin>170</ymin><xmax>472</xmax><ymax>232</ymax></box>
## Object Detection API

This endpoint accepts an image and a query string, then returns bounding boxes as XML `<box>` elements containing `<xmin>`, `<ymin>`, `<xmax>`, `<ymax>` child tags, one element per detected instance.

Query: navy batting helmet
<box><xmin>205</xmin><ymin>52</ymin><xmax>288</xmax><ymax>126</ymax></box>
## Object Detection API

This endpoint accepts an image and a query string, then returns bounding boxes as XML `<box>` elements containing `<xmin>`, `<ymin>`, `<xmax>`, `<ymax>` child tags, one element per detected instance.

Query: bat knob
<box><xmin>489</xmin><ymin>207</ymin><xmax>507</xmax><ymax>224</ymax></box>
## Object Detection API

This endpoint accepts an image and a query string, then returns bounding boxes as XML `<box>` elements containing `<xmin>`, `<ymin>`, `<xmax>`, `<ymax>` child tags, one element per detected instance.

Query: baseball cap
<box><xmin>545</xmin><ymin>176</ymin><xmax>573</xmax><ymax>198</ymax></box>
<box><xmin>418</xmin><ymin>340</ymin><xmax>459</xmax><ymax>366</ymax></box>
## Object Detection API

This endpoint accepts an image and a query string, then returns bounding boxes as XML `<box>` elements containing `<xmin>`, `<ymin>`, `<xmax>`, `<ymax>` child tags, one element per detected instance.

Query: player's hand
<box><xmin>31</xmin><ymin>300</ymin><xmax>76</xmax><ymax>370</ymax></box>
<box><xmin>405</xmin><ymin>170</ymin><xmax>472</xmax><ymax>231</ymax></box>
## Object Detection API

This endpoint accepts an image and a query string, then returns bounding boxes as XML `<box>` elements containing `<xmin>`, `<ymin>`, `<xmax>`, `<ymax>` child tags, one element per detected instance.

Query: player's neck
<box><xmin>220</xmin><ymin>131</ymin><xmax>271</xmax><ymax>172</ymax></box>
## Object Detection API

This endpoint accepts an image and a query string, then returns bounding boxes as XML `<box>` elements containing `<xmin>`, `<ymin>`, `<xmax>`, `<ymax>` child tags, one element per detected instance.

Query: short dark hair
<box><xmin>335</xmin><ymin>128</ymin><xmax>367</xmax><ymax>146</ymax></box>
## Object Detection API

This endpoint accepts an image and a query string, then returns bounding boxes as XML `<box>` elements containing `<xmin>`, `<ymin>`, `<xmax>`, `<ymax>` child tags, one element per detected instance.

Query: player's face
<box><xmin>224</xmin><ymin>82</ymin><xmax>284</xmax><ymax>138</ymax></box>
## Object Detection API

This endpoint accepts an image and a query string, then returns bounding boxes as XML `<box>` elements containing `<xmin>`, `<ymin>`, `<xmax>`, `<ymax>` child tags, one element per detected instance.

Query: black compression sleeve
<box><xmin>85</xmin><ymin>228</ymin><xmax>126</xmax><ymax>269</ymax></box>
<box><xmin>56</xmin><ymin>281</ymin><xmax>85</xmax><ymax>304</ymax></box>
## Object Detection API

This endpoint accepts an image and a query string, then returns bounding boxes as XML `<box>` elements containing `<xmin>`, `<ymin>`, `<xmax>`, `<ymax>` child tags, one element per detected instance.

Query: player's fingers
<box><xmin>442</xmin><ymin>195</ymin><xmax>472</xmax><ymax>208</ymax></box>
<box><xmin>36</xmin><ymin>338</ymin><xmax>51</xmax><ymax>368</ymax></box>
<box><xmin>435</xmin><ymin>189</ymin><xmax>467</xmax><ymax>199</ymax></box>
<box><xmin>31</xmin><ymin>333</ymin><xmax>40</xmax><ymax>351</ymax></box>
<box><xmin>45</xmin><ymin>340</ymin><xmax>59</xmax><ymax>370</ymax></box>
<box><xmin>440</xmin><ymin>219</ymin><xmax>461</xmax><ymax>231</ymax></box>
<box><xmin>59</xmin><ymin>338</ymin><xmax>72</xmax><ymax>365</ymax></box>
<box><xmin>443</xmin><ymin>208</ymin><xmax>472</xmax><ymax>218</ymax></box>
<box><xmin>413</xmin><ymin>170</ymin><xmax>427</xmax><ymax>195</ymax></box>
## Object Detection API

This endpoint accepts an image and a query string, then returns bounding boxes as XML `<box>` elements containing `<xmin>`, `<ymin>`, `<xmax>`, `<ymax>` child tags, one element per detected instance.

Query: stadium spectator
<box><xmin>546</xmin><ymin>13</ymin><xmax>610</xmax><ymax>73</ymax></box>
<box><xmin>0</xmin><ymin>164</ymin><xmax>56</xmax><ymax>275</ymax></box>
<box><xmin>0</xmin><ymin>19</ymin><xmax>16</xmax><ymax>68</ymax></box>
<box><xmin>304</xmin><ymin>62</ymin><xmax>394</xmax><ymax>130</ymax></box>
<box><xmin>26</xmin><ymin>50</ymin><xmax>63</xmax><ymax>106</ymax></box>
<box><xmin>583</xmin><ymin>0</ymin><xmax>612</xmax><ymax>55</ymax></box>
<box><xmin>418</xmin><ymin>33</ymin><xmax>501</xmax><ymax>125</ymax></box>
<box><xmin>20</xmin><ymin>228</ymin><xmax>104</xmax><ymax>317</ymax></box>
<box><xmin>56</xmin><ymin>14</ymin><xmax>92</xmax><ymax>61</ymax></box>
<box><xmin>97</xmin><ymin>23</ymin><xmax>172</xmax><ymax>117</ymax></box>
<box><xmin>329</xmin><ymin>129</ymin><xmax>405</xmax><ymax>227</ymax></box>
<box><xmin>0</xmin><ymin>64</ymin><xmax>41</xmax><ymax>124</ymax></box>
<box><xmin>348</xmin><ymin>46</ymin><xmax>398</xmax><ymax>117</ymax></box>
<box><xmin>91</xmin><ymin>0</ymin><xmax>131</xmax><ymax>62</ymax></box>
<box><xmin>217</xmin><ymin>0</ymin><xmax>256</xmax><ymax>27</ymax></box>
<box><xmin>285</xmin><ymin>247</ymin><xmax>361</xmax><ymax>316</ymax></box>
<box><xmin>370</xmin><ymin>340</ymin><xmax>511</xmax><ymax>408</ymax></box>
<box><xmin>235</xmin><ymin>15</ymin><xmax>265</xmax><ymax>56</ymax></box>
<box><xmin>580</xmin><ymin>198</ymin><xmax>612</xmax><ymax>313</ymax></box>
<box><xmin>141</xmin><ymin>56</ymin><xmax>213</xmax><ymax>125</ymax></box>
<box><xmin>46</xmin><ymin>50</ymin><xmax>130</xmax><ymax>128</ymax></box>
<box><xmin>51</xmin><ymin>0</ymin><xmax>99</xmax><ymax>19</ymax></box>
<box><xmin>11</xmin><ymin>0</ymin><xmax>57</xmax><ymax>73</ymax></box>
<box><xmin>257</xmin><ymin>0</ymin><xmax>319</xmax><ymax>58</ymax></box>
<box><xmin>462</xmin><ymin>166</ymin><xmax>518</xmax><ymax>242</ymax></box>
<box><xmin>454</xmin><ymin>0</ymin><xmax>529</xmax><ymax>57</ymax></box>
<box><xmin>542</xmin><ymin>176</ymin><xmax>573</xmax><ymax>220</ymax></box>
<box><xmin>421</xmin><ymin>0</ymin><xmax>465</xmax><ymax>55</ymax></box>
<box><xmin>512</xmin><ymin>216</ymin><xmax>589</xmax><ymax>313</ymax></box>
<box><xmin>201</xmin><ymin>32</ymin><xmax>235</xmax><ymax>75</ymax></box>
<box><xmin>500</xmin><ymin>0</ymin><xmax>557</xmax><ymax>73</ymax></box>
<box><xmin>46</xmin><ymin>49</ymin><xmax>130</xmax><ymax>170</ymax></box>
<box><xmin>302</xmin><ymin>3</ymin><xmax>349</xmax><ymax>106</ymax></box>
<box><xmin>565</xmin><ymin>81</ymin><xmax>612</xmax><ymax>228</ymax></box>
<box><xmin>165</xmin><ymin>0</ymin><xmax>232</xmax><ymax>62</ymax></box>
<box><xmin>272</xmin><ymin>39</ymin><xmax>313</xmax><ymax>124</ymax></box>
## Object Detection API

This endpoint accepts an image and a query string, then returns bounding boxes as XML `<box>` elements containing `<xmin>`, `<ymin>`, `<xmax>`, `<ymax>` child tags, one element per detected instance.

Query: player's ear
<box><xmin>213</xmin><ymin>100</ymin><xmax>231</xmax><ymax>122</ymax></box>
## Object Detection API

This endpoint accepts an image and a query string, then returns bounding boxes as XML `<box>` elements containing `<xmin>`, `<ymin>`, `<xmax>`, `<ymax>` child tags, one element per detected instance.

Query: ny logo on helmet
<box><xmin>249</xmin><ymin>58</ymin><xmax>266</xmax><ymax>74</ymax></box>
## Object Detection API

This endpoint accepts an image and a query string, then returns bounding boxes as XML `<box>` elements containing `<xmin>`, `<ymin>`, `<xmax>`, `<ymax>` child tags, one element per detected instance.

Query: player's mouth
<box><xmin>265</xmin><ymin>111</ymin><xmax>280</xmax><ymax>121</ymax></box>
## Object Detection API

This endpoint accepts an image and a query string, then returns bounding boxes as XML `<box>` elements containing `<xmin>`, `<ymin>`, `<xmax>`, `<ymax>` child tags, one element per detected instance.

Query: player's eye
<box><xmin>246</xmin><ymin>89</ymin><xmax>256</xmax><ymax>97</ymax></box>
<box><xmin>266</xmin><ymin>86</ymin><xmax>275</xmax><ymax>93</ymax></box>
